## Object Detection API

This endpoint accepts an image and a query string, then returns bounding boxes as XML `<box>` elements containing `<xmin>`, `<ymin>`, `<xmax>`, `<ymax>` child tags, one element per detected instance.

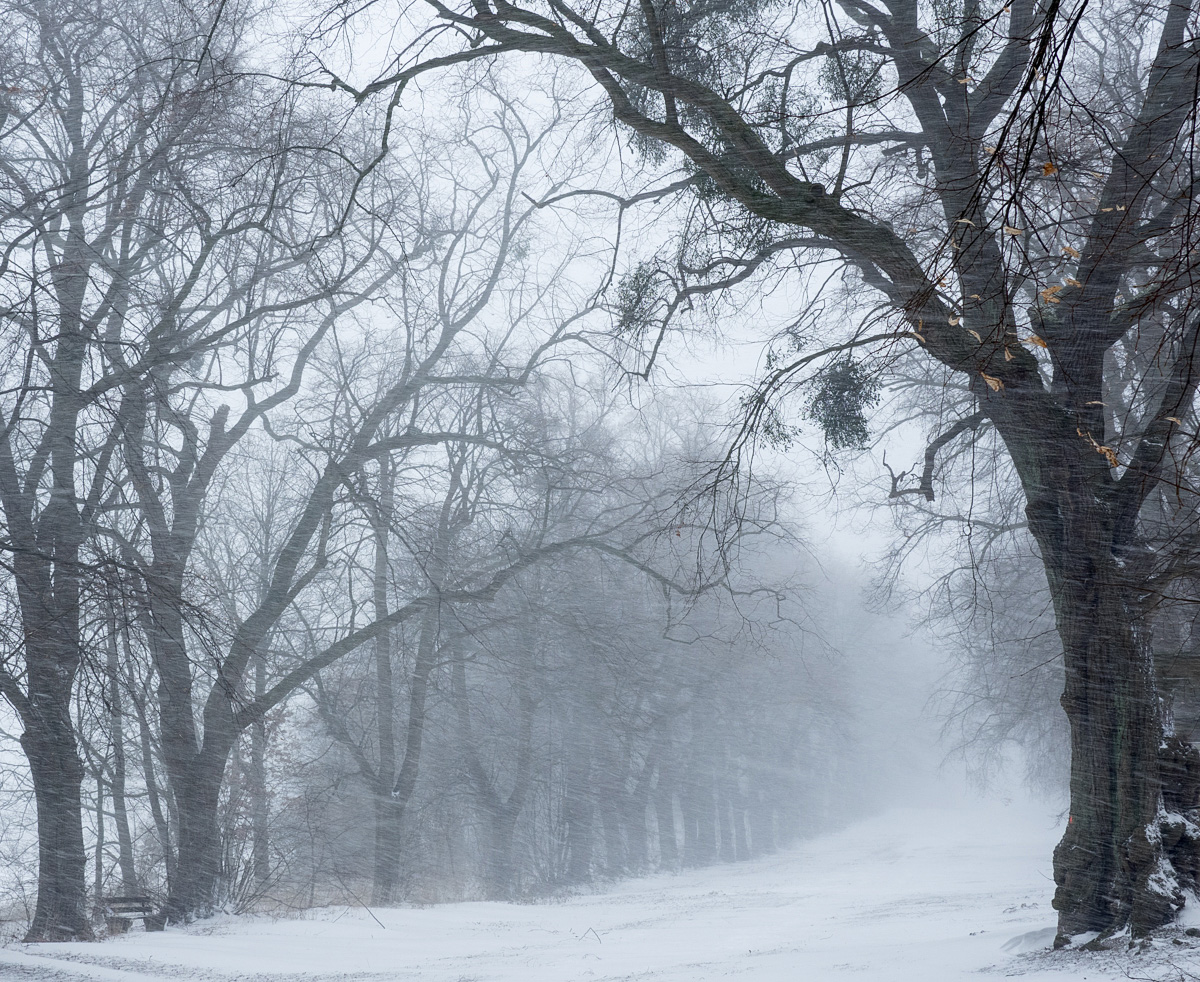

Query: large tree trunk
<box><xmin>138</xmin><ymin>548</ymin><xmax>238</xmax><ymax>923</ymax></box>
<box><xmin>373</xmin><ymin>795</ymin><xmax>404</xmax><ymax>904</ymax></box>
<box><xmin>1018</xmin><ymin>438</ymin><xmax>1200</xmax><ymax>938</ymax></box>
<box><xmin>164</xmin><ymin>751</ymin><xmax>228</xmax><ymax>923</ymax></box>
<box><xmin>18</xmin><ymin>531</ymin><xmax>93</xmax><ymax>941</ymax></box>
<box><xmin>1051</xmin><ymin>567</ymin><xmax>1179</xmax><ymax>937</ymax></box>
<box><xmin>6</xmin><ymin>330</ymin><xmax>95</xmax><ymax>942</ymax></box>
<box><xmin>22</xmin><ymin>701</ymin><xmax>93</xmax><ymax>941</ymax></box>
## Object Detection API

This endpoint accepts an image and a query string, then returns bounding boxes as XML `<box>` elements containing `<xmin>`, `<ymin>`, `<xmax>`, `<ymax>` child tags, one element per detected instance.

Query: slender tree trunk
<box><xmin>600</xmin><ymin>793</ymin><xmax>627</xmax><ymax>875</ymax></box>
<box><xmin>106</xmin><ymin>620</ymin><xmax>137</xmax><ymax>893</ymax></box>
<box><xmin>562</xmin><ymin>743</ymin><xmax>594</xmax><ymax>883</ymax></box>
<box><xmin>93</xmin><ymin>778</ymin><xmax>105</xmax><ymax>905</ymax></box>
<box><xmin>484</xmin><ymin>804</ymin><xmax>521</xmax><ymax>898</ymax></box>
<box><xmin>132</xmin><ymin>686</ymin><xmax>175</xmax><ymax>886</ymax></box>
<box><xmin>250</xmin><ymin>657</ymin><xmax>270</xmax><ymax>897</ymax></box>
<box><xmin>680</xmin><ymin>768</ymin><xmax>700</xmax><ymax>868</ymax></box>
<box><xmin>371</xmin><ymin>465</ymin><xmax>399</xmax><ymax>905</ymax></box>
<box><xmin>749</xmin><ymin>781</ymin><xmax>774</xmax><ymax>857</ymax></box>
<box><xmin>724</xmin><ymin>763</ymin><xmax>747</xmax><ymax>861</ymax></box>
<box><xmin>624</xmin><ymin>792</ymin><xmax>649</xmax><ymax>873</ymax></box>
<box><xmin>718</xmin><ymin>777</ymin><xmax>736</xmax><ymax>863</ymax></box>
<box><xmin>683</xmin><ymin>760</ymin><xmax>717</xmax><ymax>867</ymax></box>
<box><xmin>653</xmin><ymin>766</ymin><xmax>678</xmax><ymax>870</ymax></box>
<box><xmin>697</xmin><ymin>768</ymin><xmax>717</xmax><ymax>865</ymax></box>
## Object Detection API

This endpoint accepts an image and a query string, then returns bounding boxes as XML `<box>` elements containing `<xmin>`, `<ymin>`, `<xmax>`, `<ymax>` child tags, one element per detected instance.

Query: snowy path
<box><xmin>4</xmin><ymin>800</ymin><xmax>1200</xmax><ymax>981</ymax></box>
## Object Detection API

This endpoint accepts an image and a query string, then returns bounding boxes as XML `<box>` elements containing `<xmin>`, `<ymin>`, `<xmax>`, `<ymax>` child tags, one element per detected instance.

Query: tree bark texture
<box><xmin>1016</xmin><ymin>427</ymin><xmax>1200</xmax><ymax>937</ymax></box>
<box><xmin>22</xmin><ymin>710</ymin><xmax>92</xmax><ymax>941</ymax></box>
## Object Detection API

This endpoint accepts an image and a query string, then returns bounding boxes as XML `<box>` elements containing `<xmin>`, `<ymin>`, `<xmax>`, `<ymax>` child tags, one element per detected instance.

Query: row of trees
<box><xmin>0</xmin><ymin>0</ymin><xmax>854</xmax><ymax>940</ymax></box>
<box><xmin>339</xmin><ymin>0</ymin><xmax>1200</xmax><ymax>940</ymax></box>
<box><xmin>203</xmin><ymin>540</ymin><xmax>845</xmax><ymax>909</ymax></box>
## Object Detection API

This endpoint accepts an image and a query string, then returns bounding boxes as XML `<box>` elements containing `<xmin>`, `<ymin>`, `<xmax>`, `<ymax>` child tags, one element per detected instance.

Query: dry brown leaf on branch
<box><xmin>1040</xmin><ymin>285</ymin><xmax>1063</xmax><ymax>303</ymax></box>
<box><xmin>1042</xmin><ymin>161</ymin><xmax>1058</xmax><ymax>176</ymax></box>
<box><xmin>968</xmin><ymin>329</ymin><xmax>982</xmax><ymax>341</ymax></box>
<box><xmin>1004</xmin><ymin>225</ymin><xmax>1022</xmax><ymax>236</ymax></box>
<box><xmin>1077</xmin><ymin>428</ymin><xmax>1119</xmax><ymax>468</ymax></box>
<box><xmin>1025</xmin><ymin>334</ymin><xmax>1048</xmax><ymax>348</ymax></box>
<box><xmin>949</xmin><ymin>315</ymin><xmax>961</xmax><ymax>326</ymax></box>
<box><xmin>1063</xmin><ymin>245</ymin><xmax>1080</xmax><ymax>258</ymax></box>
<box><xmin>981</xmin><ymin>372</ymin><xmax>1004</xmax><ymax>391</ymax></box>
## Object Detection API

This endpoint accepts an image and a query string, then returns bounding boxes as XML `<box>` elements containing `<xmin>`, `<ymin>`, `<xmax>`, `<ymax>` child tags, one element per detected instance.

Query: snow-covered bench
<box><xmin>103</xmin><ymin>896</ymin><xmax>165</xmax><ymax>933</ymax></box>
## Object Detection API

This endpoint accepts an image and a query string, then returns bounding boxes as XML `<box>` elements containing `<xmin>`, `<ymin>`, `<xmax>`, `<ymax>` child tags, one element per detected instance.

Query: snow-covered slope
<box><xmin>4</xmin><ymin>798</ymin><xmax>1199</xmax><ymax>981</ymax></box>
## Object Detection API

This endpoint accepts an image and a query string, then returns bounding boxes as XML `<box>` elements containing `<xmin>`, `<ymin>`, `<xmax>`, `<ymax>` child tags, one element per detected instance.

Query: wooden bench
<box><xmin>103</xmin><ymin>896</ymin><xmax>165</xmax><ymax>933</ymax></box>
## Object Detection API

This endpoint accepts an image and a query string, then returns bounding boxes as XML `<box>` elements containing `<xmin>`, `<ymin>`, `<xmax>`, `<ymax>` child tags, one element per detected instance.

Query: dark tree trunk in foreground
<box><xmin>21</xmin><ymin>699</ymin><xmax>92</xmax><ymax>941</ymax></box>
<box><xmin>163</xmin><ymin>747</ymin><xmax>233</xmax><ymax>922</ymax></box>
<box><xmin>1018</xmin><ymin>447</ymin><xmax>1200</xmax><ymax>936</ymax></box>
<box><xmin>1051</xmin><ymin>573</ymin><xmax>1166</xmax><ymax>934</ymax></box>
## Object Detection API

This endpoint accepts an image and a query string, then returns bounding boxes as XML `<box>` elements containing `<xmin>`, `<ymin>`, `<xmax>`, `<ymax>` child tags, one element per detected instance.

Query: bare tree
<box><xmin>347</xmin><ymin>0</ymin><xmax>1200</xmax><ymax>937</ymax></box>
<box><xmin>107</xmin><ymin>74</ymin><xmax>632</xmax><ymax>921</ymax></box>
<box><xmin>0</xmin><ymin>0</ymin><xmax>365</xmax><ymax>939</ymax></box>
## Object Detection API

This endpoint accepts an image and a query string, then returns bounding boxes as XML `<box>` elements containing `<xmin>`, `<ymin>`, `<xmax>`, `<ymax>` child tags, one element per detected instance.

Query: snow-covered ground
<box><xmin>4</xmin><ymin>798</ymin><xmax>1200</xmax><ymax>982</ymax></box>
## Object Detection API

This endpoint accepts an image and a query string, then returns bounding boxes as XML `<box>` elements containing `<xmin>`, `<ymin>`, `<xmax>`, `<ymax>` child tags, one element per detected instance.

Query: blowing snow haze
<box><xmin>0</xmin><ymin>0</ymin><xmax>1198</xmax><ymax>978</ymax></box>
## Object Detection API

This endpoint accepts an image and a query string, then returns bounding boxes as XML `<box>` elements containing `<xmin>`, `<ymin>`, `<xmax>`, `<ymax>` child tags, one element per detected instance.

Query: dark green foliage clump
<box><xmin>613</xmin><ymin>262</ymin><xmax>664</xmax><ymax>336</ymax></box>
<box><xmin>805</xmin><ymin>359</ymin><xmax>881</xmax><ymax>450</ymax></box>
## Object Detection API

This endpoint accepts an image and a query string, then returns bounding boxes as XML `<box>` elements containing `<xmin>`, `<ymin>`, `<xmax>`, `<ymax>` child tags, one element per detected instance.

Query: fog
<box><xmin>0</xmin><ymin>0</ymin><xmax>1197</xmax><ymax>975</ymax></box>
